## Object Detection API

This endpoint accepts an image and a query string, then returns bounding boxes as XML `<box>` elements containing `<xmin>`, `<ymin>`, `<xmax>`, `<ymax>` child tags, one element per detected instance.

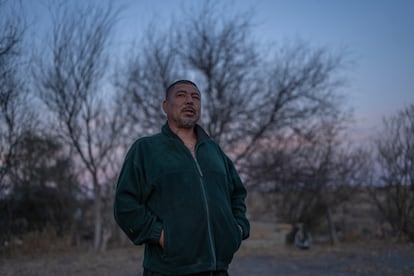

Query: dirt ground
<box><xmin>1</xmin><ymin>222</ymin><xmax>413</xmax><ymax>276</ymax></box>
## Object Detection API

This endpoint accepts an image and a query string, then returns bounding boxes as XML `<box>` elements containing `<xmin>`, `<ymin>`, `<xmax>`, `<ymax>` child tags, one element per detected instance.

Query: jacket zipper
<box><xmin>193</xmin><ymin>145</ymin><xmax>217</xmax><ymax>270</ymax></box>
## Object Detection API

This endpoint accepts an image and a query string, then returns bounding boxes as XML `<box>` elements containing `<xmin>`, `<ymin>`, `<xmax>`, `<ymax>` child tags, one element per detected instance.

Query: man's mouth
<box><xmin>182</xmin><ymin>107</ymin><xmax>196</xmax><ymax>115</ymax></box>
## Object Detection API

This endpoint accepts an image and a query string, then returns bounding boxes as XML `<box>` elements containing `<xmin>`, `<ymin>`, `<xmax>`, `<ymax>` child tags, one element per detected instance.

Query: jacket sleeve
<box><xmin>113</xmin><ymin>143</ymin><xmax>162</xmax><ymax>245</ymax></box>
<box><xmin>225</xmin><ymin>155</ymin><xmax>250</xmax><ymax>240</ymax></box>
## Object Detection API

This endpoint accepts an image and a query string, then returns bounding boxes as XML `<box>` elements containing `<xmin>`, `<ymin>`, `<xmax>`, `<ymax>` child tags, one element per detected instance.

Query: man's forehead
<box><xmin>165</xmin><ymin>80</ymin><xmax>200</xmax><ymax>99</ymax></box>
<box><xmin>172</xmin><ymin>83</ymin><xmax>200</xmax><ymax>94</ymax></box>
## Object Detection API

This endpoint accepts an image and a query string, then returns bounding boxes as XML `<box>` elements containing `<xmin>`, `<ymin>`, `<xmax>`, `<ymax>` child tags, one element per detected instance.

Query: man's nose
<box><xmin>185</xmin><ymin>94</ymin><xmax>194</xmax><ymax>104</ymax></box>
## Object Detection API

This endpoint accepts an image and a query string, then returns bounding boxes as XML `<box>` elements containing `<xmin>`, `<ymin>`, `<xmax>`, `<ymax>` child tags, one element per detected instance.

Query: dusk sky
<box><xmin>127</xmin><ymin>0</ymin><xmax>414</xmax><ymax>145</ymax></box>
<box><xmin>9</xmin><ymin>0</ymin><xmax>414</xmax><ymax>145</ymax></box>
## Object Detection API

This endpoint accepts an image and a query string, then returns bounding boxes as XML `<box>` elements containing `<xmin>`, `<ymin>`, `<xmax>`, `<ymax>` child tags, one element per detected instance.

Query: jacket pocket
<box><xmin>214</xmin><ymin>215</ymin><xmax>242</xmax><ymax>263</ymax></box>
<box><xmin>231</xmin><ymin>217</ymin><xmax>243</xmax><ymax>249</ymax></box>
<box><xmin>161</xmin><ymin>218</ymin><xmax>211</xmax><ymax>265</ymax></box>
<box><xmin>162</xmin><ymin>224</ymin><xmax>170</xmax><ymax>257</ymax></box>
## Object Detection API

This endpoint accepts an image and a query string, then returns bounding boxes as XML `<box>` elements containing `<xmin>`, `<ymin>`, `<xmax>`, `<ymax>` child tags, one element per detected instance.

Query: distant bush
<box><xmin>0</xmin><ymin>184</ymin><xmax>78</xmax><ymax>241</ymax></box>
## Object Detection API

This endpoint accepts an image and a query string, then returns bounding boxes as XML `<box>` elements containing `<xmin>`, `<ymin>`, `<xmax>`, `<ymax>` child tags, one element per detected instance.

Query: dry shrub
<box><xmin>342</xmin><ymin>227</ymin><xmax>371</xmax><ymax>243</ymax></box>
<box><xmin>0</xmin><ymin>226</ymin><xmax>81</xmax><ymax>257</ymax></box>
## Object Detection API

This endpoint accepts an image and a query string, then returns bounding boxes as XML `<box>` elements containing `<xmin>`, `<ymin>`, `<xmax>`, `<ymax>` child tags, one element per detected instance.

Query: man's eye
<box><xmin>192</xmin><ymin>94</ymin><xmax>200</xmax><ymax>100</ymax></box>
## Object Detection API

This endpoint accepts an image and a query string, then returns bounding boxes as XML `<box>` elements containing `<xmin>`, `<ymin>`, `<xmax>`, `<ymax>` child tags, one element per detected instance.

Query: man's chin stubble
<box><xmin>178</xmin><ymin>119</ymin><xmax>197</xmax><ymax>128</ymax></box>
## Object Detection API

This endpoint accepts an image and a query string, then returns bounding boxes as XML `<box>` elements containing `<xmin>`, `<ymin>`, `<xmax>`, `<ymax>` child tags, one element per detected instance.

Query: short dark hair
<box><xmin>165</xmin><ymin>80</ymin><xmax>199</xmax><ymax>99</ymax></box>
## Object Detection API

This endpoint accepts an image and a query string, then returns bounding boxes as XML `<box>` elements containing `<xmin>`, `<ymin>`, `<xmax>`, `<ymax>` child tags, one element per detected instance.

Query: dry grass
<box><xmin>1</xmin><ymin>221</ymin><xmax>413</xmax><ymax>276</ymax></box>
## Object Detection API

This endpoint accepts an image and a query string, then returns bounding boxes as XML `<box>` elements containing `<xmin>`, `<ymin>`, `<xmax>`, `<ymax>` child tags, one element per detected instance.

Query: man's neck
<box><xmin>168</xmin><ymin>122</ymin><xmax>197</xmax><ymax>142</ymax></box>
<box><xmin>169</xmin><ymin>123</ymin><xmax>198</xmax><ymax>157</ymax></box>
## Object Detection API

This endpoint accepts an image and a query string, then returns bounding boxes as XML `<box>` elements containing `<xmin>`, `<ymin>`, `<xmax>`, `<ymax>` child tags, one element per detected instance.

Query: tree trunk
<box><xmin>118</xmin><ymin>227</ymin><xmax>128</xmax><ymax>245</ymax></box>
<box><xmin>93</xmin><ymin>175</ymin><xmax>102</xmax><ymax>250</ymax></box>
<box><xmin>327</xmin><ymin>206</ymin><xmax>338</xmax><ymax>245</ymax></box>
<box><xmin>100</xmin><ymin>227</ymin><xmax>112</xmax><ymax>252</ymax></box>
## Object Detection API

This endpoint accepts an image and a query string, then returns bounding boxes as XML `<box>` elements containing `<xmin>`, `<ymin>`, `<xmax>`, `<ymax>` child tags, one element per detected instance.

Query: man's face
<box><xmin>163</xmin><ymin>83</ymin><xmax>201</xmax><ymax>129</ymax></box>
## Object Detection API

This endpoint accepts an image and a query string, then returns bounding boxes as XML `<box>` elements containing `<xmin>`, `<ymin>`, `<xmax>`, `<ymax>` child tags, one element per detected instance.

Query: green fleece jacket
<box><xmin>114</xmin><ymin>123</ymin><xmax>249</xmax><ymax>275</ymax></box>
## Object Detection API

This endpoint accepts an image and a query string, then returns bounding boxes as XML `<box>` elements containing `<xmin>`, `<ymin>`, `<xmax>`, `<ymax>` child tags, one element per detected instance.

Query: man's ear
<box><xmin>162</xmin><ymin>100</ymin><xmax>168</xmax><ymax>114</ymax></box>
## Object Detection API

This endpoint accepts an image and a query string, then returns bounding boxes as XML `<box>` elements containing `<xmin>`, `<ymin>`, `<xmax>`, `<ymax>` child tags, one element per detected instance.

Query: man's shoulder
<box><xmin>132</xmin><ymin>132</ymin><xmax>165</xmax><ymax>147</ymax></box>
<box><xmin>124</xmin><ymin>132</ymin><xmax>165</xmax><ymax>161</ymax></box>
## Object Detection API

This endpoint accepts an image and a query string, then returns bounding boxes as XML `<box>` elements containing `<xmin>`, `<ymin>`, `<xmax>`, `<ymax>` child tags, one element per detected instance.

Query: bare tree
<box><xmin>370</xmin><ymin>104</ymin><xmax>414</xmax><ymax>241</ymax></box>
<box><xmin>114</xmin><ymin>25</ymin><xmax>181</xmax><ymax>138</ymax></box>
<box><xmin>175</xmin><ymin>1</ymin><xmax>349</xmax><ymax>163</ymax></box>
<box><xmin>0</xmin><ymin>1</ymin><xmax>35</xmax><ymax>194</ymax></box>
<box><xmin>235</xmin><ymin>41</ymin><xmax>348</xmax><ymax>168</ymax></box>
<box><xmin>115</xmin><ymin>2</ymin><xmax>262</xmax><ymax>149</ymax></box>
<box><xmin>34</xmin><ymin>2</ymin><xmax>122</xmax><ymax>250</ymax></box>
<box><xmin>247</xmin><ymin>116</ymin><xmax>367</xmax><ymax>244</ymax></box>
<box><xmin>175</xmin><ymin>1</ymin><xmax>260</xmax><ymax>150</ymax></box>
<box><xmin>118</xmin><ymin>2</ymin><xmax>349</xmax><ymax>165</ymax></box>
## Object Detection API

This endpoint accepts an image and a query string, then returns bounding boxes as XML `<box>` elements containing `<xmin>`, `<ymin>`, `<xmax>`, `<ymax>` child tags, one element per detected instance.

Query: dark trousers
<box><xmin>143</xmin><ymin>268</ymin><xmax>229</xmax><ymax>276</ymax></box>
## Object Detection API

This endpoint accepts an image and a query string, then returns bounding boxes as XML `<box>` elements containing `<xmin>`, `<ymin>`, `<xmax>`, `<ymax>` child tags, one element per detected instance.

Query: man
<box><xmin>114</xmin><ymin>80</ymin><xmax>250</xmax><ymax>275</ymax></box>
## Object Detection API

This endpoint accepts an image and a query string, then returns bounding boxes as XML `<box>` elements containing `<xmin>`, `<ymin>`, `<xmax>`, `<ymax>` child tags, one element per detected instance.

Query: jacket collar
<box><xmin>162</xmin><ymin>122</ymin><xmax>210</xmax><ymax>143</ymax></box>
